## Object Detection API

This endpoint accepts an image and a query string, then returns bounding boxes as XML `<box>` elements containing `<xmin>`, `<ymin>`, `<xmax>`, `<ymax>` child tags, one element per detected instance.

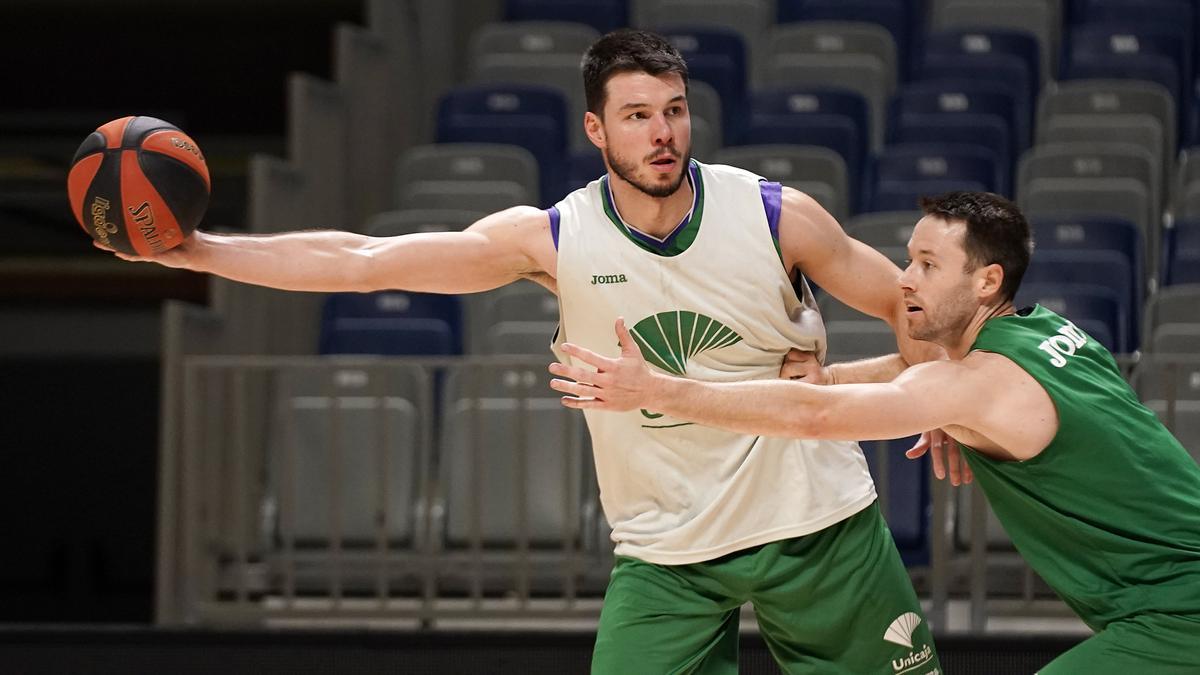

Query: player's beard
<box><xmin>909</xmin><ymin>282</ymin><xmax>977</xmax><ymax>343</ymax></box>
<box><xmin>605</xmin><ymin>144</ymin><xmax>690</xmax><ymax>198</ymax></box>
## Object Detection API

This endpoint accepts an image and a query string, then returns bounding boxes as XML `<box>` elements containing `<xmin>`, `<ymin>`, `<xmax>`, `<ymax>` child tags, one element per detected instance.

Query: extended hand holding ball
<box><xmin>67</xmin><ymin>116</ymin><xmax>210</xmax><ymax>256</ymax></box>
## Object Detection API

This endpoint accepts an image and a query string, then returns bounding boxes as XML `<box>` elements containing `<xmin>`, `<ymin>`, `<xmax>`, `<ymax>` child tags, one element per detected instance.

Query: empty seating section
<box><xmin>129</xmin><ymin>0</ymin><xmax>1200</xmax><ymax>602</ymax></box>
<box><xmin>436</xmin><ymin>84</ymin><xmax>569</xmax><ymax>204</ymax></box>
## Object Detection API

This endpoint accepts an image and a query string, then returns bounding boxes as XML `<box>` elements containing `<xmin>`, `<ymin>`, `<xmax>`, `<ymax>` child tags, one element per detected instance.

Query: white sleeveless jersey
<box><xmin>552</xmin><ymin>160</ymin><xmax>877</xmax><ymax>564</ymax></box>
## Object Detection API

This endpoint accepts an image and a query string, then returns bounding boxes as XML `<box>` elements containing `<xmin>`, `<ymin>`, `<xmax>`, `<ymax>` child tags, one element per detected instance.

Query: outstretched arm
<box><xmin>100</xmin><ymin>206</ymin><xmax>555</xmax><ymax>294</ymax></box>
<box><xmin>550</xmin><ymin>319</ymin><xmax>980</xmax><ymax>442</ymax></box>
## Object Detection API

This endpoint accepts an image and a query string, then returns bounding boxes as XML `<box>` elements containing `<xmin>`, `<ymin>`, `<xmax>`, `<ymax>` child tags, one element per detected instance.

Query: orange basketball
<box><xmin>67</xmin><ymin>116</ymin><xmax>210</xmax><ymax>256</ymax></box>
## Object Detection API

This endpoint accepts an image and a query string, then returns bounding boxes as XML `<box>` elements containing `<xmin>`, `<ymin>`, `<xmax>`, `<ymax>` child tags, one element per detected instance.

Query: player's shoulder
<box><xmin>695</xmin><ymin>160</ymin><xmax>764</xmax><ymax>185</ymax></box>
<box><xmin>960</xmin><ymin>348</ymin><xmax>1038</xmax><ymax>385</ymax></box>
<box><xmin>470</xmin><ymin>205</ymin><xmax>552</xmax><ymax>241</ymax></box>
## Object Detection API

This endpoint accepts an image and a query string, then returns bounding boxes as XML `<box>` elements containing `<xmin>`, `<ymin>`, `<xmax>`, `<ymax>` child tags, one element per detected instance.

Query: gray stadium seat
<box><xmin>713</xmin><ymin>145</ymin><xmax>850</xmax><ymax>220</ymax></box>
<box><xmin>761</xmin><ymin>50</ymin><xmax>891</xmax><ymax>151</ymax></box>
<box><xmin>1134</xmin><ymin>355</ymin><xmax>1200</xmax><ymax>459</ymax></box>
<box><xmin>396</xmin><ymin>143</ymin><xmax>541</xmax><ymax>207</ymax></box>
<box><xmin>440</xmin><ymin>365</ymin><xmax>588</xmax><ymax>547</ymax></box>
<box><xmin>767</xmin><ymin>21</ymin><xmax>897</xmax><ymax>81</ymax></box>
<box><xmin>469</xmin><ymin>21</ymin><xmax>600</xmax><ymax>67</ymax></box>
<box><xmin>486</xmin><ymin>322</ymin><xmax>560</xmax><ymax>354</ymax></box>
<box><xmin>465</xmin><ymin>281</ymin><xmax>559</xmax><ymax>353</ymax></box>
<box><xmin>1017</xmin><ymin>142</ymin><xmax>1159</xmax><ymax>260</ymax></box>
<box><xmin>1019</xmin><ymin>178</ymin><xmax>1152</xmax><ymax>250</ymax></box>
<box><xmin>845</xmin><ymin>211</ymin><xmax>921</xmax><ymax>249</ymax></box>
<box><xmin>930</xmin><ymin>0</ymin><xmax>1059</xmax><ymax>84</ymax></box>
<box><xmin>397</xmin><ymin>180</ymin><xmax>531</xmax><ymax>212</ymax></box>
<box><xmin>635</xmin><ymin>0</ymin><xmax>772</xmax><ymax>77</ymax></box>
<box><xmin>268</xmin><ymin>366</ymin><xmax>430</xmax><ymax>547</ymax></box>
<box><xmin>364</xmin><ymin>208</ymin><xmax>487</xmax><ymax>236</ymax></box>
<box><xmin>1036</xmin><ymin>115</ymin><xmax>1167</xmax><ymax>217</ymax></box>
<box><xmin>1037</xmin><ymin>80</ymin><xmax>1175</xmax><ymax>169</ymax></box>
<box><xmin>1152</xmin><ymin>325</ymin><xmax>1200</xmax><ymax>354</ymax></box>
<box><xmin>1143</xmin><ymin>285</ymin><xmax>1200</xmax><ymax>349</ymax></box>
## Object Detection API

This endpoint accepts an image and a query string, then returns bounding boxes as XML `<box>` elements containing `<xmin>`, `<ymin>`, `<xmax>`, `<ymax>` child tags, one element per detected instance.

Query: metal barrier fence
<box><xmin>159</xmin><ymin>354</ymin><xmax>1200</xmax><ymax>630</ymax></box>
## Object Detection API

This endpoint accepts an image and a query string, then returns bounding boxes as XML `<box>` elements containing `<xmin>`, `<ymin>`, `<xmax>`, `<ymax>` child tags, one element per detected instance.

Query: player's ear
<box><xmin>976</xmin><ymin>263</ymin><xmax>1004</xmax><ymax>298</ymax></box>
<box><xmin>585</xmin><ymin>111</ymin><xmax>606</xmax><ymax>148</ymax></box>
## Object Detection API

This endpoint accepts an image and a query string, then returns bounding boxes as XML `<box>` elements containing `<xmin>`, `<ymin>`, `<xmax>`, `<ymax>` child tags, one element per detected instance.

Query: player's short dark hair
<box><xmin>919</xmin><ymin>191</ymin><xmax>1033</xmax><ymax>302</ymax></box>
<box><xmin>582</xmin><ymin>29</ymin><xmax>689</xmax><ymax>116</ymax></box>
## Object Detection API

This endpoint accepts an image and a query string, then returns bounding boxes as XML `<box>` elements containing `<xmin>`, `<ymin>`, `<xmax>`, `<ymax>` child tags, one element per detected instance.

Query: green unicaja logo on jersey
<box><xmin>628</xmin><ymin>310</ymin><xmax>743</xmax><ymax>428</ymax></box>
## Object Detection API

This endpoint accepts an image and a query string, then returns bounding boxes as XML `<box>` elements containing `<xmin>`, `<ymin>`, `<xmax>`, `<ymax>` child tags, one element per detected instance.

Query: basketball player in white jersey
<box><xmin>104</xmin><ymin>29</ymin><xmax>943</xmax><ymax>675</ymax></box>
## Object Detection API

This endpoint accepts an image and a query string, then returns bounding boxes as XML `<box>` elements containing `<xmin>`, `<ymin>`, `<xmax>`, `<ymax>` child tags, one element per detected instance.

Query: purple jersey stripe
<box><xmin>760</xmin><ymin>180</ymin><xmax>782</xmax><ymax>243</ymax></box>
<box><xmin>547</xmin><ymin>206</ymin><xmax>561</xmax><ymax>250</ymax></box>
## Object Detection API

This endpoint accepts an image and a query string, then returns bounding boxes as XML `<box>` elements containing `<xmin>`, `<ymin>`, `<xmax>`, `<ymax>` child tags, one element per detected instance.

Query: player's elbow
<box><xmin>784</xmin><ymin>403</ymin><xmax>831</xmax><ymax>439</ymax></box>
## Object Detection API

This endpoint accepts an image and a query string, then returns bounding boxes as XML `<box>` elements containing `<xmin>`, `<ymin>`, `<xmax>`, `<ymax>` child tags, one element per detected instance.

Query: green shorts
<box><xmin>1038</xmin><ymin>612</ymin><xmax>1200</xmax><ymax>674</ymax></box>
<box><xmin>591</xmin><ymin>502</ymin><xmax>941</xmax><ymax>674</ymax></box>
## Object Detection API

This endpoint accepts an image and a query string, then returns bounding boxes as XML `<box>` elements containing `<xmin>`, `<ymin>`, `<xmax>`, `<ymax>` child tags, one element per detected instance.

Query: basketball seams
<box><xmin>98</xmin><ymin>116</ymin><xmax>133</xmax><ymax>149</ymax></box>
<box><xmin>136</xmin><ymin>150</ymin><xmax>209</xmax><ymax>236</ymax></box>
<box><xmin>80</xmin><ymin>151</ymin><xmax>135</xmax><ymax>254</ymax></box>
<box><xmin>139</xmin><ymin>130</ymin><xmax>210</xmax><ymax>188</ymax></box>
<box><xmin>67</xmin><ymin>154</ymin><xmax>105</xmax><ymax>233</ymax></box>
<box><xmin>69</xmin><ymin>116</ymin><xmax>207</xmax><ymax>256</ymax></box>
<box><xmin>120</xmin><ymin>149</ymin><xmax>184</xmax><ymax>257</ymax></box>
<box><xmin>70</xmin><ymin>131</ymin><xmax>108</xmax><ymax>165</ymax></box>
<box><xmin>120</xmin><ymin>115</ymin><xmax>177</xmax><ymax>148</ymax></box>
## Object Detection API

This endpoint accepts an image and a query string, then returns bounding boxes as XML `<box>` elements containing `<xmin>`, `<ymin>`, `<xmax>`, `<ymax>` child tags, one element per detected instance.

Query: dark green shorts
<box><xmin>592</xmin><ymin>502</ymin><xmax>941</xmax><ymax>674</ymax></box>
<box><xmin>1038</xmin><ymin>612</ymin><xmax>1200</xmax><ymax>674</ymax></box>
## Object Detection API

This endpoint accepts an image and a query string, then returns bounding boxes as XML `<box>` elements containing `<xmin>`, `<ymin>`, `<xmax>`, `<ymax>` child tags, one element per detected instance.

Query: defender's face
<box><xmin>899</xmin><ymin>215</ymin><xmax>979</xmax><ymax>343</ymax></box>
<box><xmin>595</xmin><ymin>71</ymin><xmax>692</xmax><ymax>198</ymax></box>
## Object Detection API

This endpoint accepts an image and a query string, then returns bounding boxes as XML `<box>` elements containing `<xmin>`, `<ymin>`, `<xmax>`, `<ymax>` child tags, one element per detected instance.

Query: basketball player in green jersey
<box><xmin>552</xmin><ymin>191</ymin><xmax>1200</xmax><ymax>673</ymax></box>
<box><xmin>104</xmin><ymin>29</ymin><xmax>949</xmax><ymax>674</ymax></box>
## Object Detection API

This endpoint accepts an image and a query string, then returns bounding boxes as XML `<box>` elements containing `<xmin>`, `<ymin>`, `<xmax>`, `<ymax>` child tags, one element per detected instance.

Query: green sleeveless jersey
<box><xmin>963</xmin><ymin>305</ymin><xmax>1200</xmax><ymax>629</ymax></box>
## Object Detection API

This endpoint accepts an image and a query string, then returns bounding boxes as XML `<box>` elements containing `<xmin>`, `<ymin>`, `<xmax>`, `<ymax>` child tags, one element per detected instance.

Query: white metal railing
<box><xmin>159</xmin><ymin>353</ymin><xmax>1199</xmax><ymax>630</ymax></box>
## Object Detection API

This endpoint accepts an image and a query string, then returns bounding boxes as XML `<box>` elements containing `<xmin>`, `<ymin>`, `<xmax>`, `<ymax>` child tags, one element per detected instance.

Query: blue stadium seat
<box><xmin>925</xmin><ymin>29</ymin><xmax>1040</xmax><ymax>93</ymax></box>
<box><xmin>742</xmin><ymin>87</ymin><xmax>869</xmax><ymax>210</ymax></box>
<box><xmin>865</xmin><ymin>144</ymin><xmax>1000</xmax><ymax>213</ymax></box>
<box><xmin>319</xmin><ymin>292</ymin><xmax>463</xmax><ymax>356</ymax></box>
<box><xmin>1062</xmin><ymin>24</ymin><xmax>1189</xmax><ymax>127</ymax></box>
<box><xmin>505</xmin><ymin>0</ymin><xmax>628</xmax><ymax>34</ymax></box>
<box><xmin>776</xmin><ymin>0</ymin><xmax>916</xmax><ymax>80</ymax></box>
<box><xmin>1022</xmin><ymin>249</ymin><xmax>1139</xmax><ymax>352</ymax></box>
<box><xmin>891</xmin><ymin>79</ymin><xmax>1024</xmax><ymax>156</ymax></box>
<box><xmin>436</xmin><ymin>84</ymin><xmax>570</xmax><ymax>206</ymax></box>
<box><xmin>658</xmin><ymin>27</ymin><xmax>748</xmax><ymax>144</ymax></box>
<box><xmin>1067</xmin><ymin>0</ymin><xmax>1193</xmax><ymax>33</ymax></box>
<box><xmin>861</xmin><ymin>436</ymin><xmax>930</xmax><ymax>566</ymax></box>
<box><xmin>919</xmin><ymin>33</ymin><xmax>1036</xmax><ymax>151</ymax></box>
<box><xmin>1030</xmin><ymin>215</ymin><xmax>1145</xmax><ymax>309</ymax></box>
<box><xmin>1016</xmin><ymin>283</ymin><xmax>1123</xmax><ymax>352</ymax></box>
<box><xmin>1164</xmin><ymin>220</ymin><xmax>1200</xmax><ymax>286</ymax></box>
